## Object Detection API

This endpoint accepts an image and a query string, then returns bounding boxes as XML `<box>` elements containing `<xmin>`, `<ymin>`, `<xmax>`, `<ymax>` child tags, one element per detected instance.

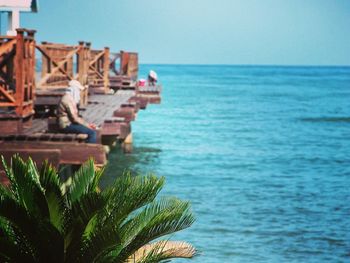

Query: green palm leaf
<box><xmin>64</xmin><ymin>192</ymin><xmax>106</xmax><ymax>259</ymax></box>
<box><xmin>100</xmin><ymin>173</ymin><xmax>164</xmax><ymax>228</ymax></box>
<box><xmin>39</xmin><ymin>161</ymin><xmax>67</xmax><ymax>232</ymax></box>
<box><xmin>1</xmin><ymin>155</ymin><xmax>19</xmax><ymax>200</ymax></box>
<box><xmin>114</xmin><ymin>197</ymin><xmax>194</xmax><ymax>262</ymax></box>
<box><xmin>78</xmin><ymin>226</ymin><xmax>121</xmax><ymax>263</ymax></box>
<box><xmin>67</xmin><ymin>159</ymin><xmax>99</xmax><ymax>204</ymax></box>
<box><xmin>0</xmin><ymin>155</ymin><xmax>196</xmax><ymax>263</ymax></box>
<box><xmin>3</xmin><ymin>155</ymin><xmax>50</xmax><ymax>220</ymax></box>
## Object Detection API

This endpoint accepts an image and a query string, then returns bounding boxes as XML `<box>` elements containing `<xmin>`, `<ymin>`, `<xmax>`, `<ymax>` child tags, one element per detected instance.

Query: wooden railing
<box><xmin>0</xmin><ymin>28</ymin><xmax>140</xmax><ymax>122</ymax></box>
<box><xmin>36</xmin><ymin>41</ymin><xmax>91</xmax><ymax>105</ymax></box>
<box><xmin>37</xmin><ymin>41</ymin><xmax>91</xmax><ymax>88</ymax></box>
<box><xmin>36</xmin><ymin>42</ymin><xmax>138</xmax><ymax>94</ymax></box>
<box><xmin>0</xmin><ymin>28</ymin><xmax>36</xmax><ymax>121</ymax></box>
<box><xmin>88</xmin><ymin>45</ymin><xmax>110</xmax><ymax>94</ymax></box>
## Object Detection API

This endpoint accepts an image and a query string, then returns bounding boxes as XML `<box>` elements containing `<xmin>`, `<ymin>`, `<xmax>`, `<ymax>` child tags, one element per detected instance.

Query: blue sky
<box><xmin>3</xmin><ymin>0</ymin><xmax>350</xmax><ymax>65</ymax></box>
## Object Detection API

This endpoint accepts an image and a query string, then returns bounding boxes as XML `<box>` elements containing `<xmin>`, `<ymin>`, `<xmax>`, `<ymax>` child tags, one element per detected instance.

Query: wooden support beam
<box><xmin>77</xmin><ymin>41</ymin><xmax>86</xmax><ymax>84</ymax></box>
<box><xmin>0</xmin><ymin>141</ymin><xmax>107</xmax><ymax>166</ymax></box>
<box><xmin>89</xmin><ymin>50</ymin><xmax>105</xmax><ymax>67</ymax></box>
<box><xmin>113</xmin><ymin>107</ymin><xmax>135</xmax><ymax>122</ymax></box>
<box><xmin>0</xmin><ymin>39</ymin><xmax>16</xmax><ymax>55</ymax></box>
<box><xmin>0</xmin><ymin>48</ymin><xmax>15</xmax><ymax>69</ymax></box>
<box><xmin>1</xmin><ymin>149</ymin><xmax>61</xmax><ymax>169</ymax></box>
<box><xmin>89</xmin><ymin>65</ymin><xmax>104</xmax><ymax>79</ymax></box>
<box><xmin>100</xmin><ymin>121</ymin><xmax>131</xmax><ymax>139</ymax></box>
<box><xmin>14</xmin><ymin>29</ymin><xmax>25</xmax><ymax>116</ymax></box>
<box><xmin>103</xmin><ymin>47</ymin><xmax>110</xmax><ymax>93</ymax></box>
<box><xmin>0</xmin><ymin>86</ymin><xmax>16</xmax><ymax>103</ymax></box>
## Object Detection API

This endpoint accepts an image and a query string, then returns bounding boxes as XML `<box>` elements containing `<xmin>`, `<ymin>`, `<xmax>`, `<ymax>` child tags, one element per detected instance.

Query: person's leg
<box><xmin>62</xmin><ymin>124</ymin><xmax>97</xmax><ymax>143</ymax></box>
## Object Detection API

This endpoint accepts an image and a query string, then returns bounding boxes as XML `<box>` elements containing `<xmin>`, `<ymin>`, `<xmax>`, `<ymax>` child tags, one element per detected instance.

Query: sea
<box><xmin>101</xmin><ymin>65</ymin><xmax>350</xmax><ymax>262</ymax></box>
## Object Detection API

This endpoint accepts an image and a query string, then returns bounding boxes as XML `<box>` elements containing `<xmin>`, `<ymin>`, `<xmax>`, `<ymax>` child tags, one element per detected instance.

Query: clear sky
<box><xmin>4</xmin><ymin>0</ymin><xmax>350</xmax><ymax>65</ymax></box>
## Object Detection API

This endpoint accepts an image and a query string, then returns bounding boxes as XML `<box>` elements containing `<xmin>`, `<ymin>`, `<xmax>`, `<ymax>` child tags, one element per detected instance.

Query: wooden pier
<box><xmin>0</xmin><ymin>29</ymin><xmax>161</xmax><ymax>183</ymax></box>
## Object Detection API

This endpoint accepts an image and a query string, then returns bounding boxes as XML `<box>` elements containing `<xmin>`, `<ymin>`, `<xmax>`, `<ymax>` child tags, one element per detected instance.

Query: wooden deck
<box><xmin>0</xmin><ymin>28</ymin><xmax>161</xmax><ymax>182</ymax></box>
<box><xmin>83</xmin><ymin>90</ymin><xmax>134</xmax><ymax>125</ymax></box>
<box><xmin>0</xmin><ymin>86</ymin><xmax>161</xmax><ymax>170</ymax></box>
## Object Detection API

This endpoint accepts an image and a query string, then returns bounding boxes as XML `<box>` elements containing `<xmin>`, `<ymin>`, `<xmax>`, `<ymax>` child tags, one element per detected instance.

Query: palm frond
<box><xmin>3</xmin><ymin>155</ymin><xmax>50</xmax><ymax>219</ymax></box>
<box><xmin>91</xmin><ymin>165</ymin><xmax>105</xmax><ymax>192</ymax></box>
<box><xmin>100</xmin><ymin>173</ymin><xmax>164</xmax><ymax>228</ymax></box>
<box><xmin>0</xmin><ymin>156</ymin><xmax>196</xmax><ymax>262</ymax></box>
<box><xmin>79</xmin><ymin>226</ymin><xmax>121</xmax><ymax>263</ymax></box>
<box><xmin>1</xmin><ymin>155</ymin><xmax>19</xmax><ymax>200</ymax></box>
<box><xmin>39</xmin><ymin>161</ymin><xmax>66</xmax><ymax>232</ymax></box>
<box><xmin>121</xmin><ymin>197</ymin><xmax>194</xmax><ymax>245</ymax></box>
<box><xmin>0</xmin><ymin>181</ymin><xmax>11</xmax><ymax>199</ymax></box>
<box><xmin>115</xmin><ymin>197</ymin><xmax>194</xmax><ymax>262</ymax></box>
<box><xmin>130</xmin><ymin>241</ymin><xmax>196</xmax><ymax>263</ymax></box>
<box><xmin>65</xmin><ymin>223</ymin><xmax>121</xmax><ymax>263</ymax></box>
<box><xmin>67</xmin><ymin>159</ymin><xmax>98</xmax><ymax>203</ymax></box>
<box><xmin>64</xmin><ymin>192</ymin><xmax>106</xmax><ymax>258</ymax></box>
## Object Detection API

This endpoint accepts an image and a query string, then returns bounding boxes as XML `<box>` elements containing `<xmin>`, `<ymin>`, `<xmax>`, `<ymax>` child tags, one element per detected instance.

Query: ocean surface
<box><xmin>102</xmin><ymin>65</ymin><xmax>350</xmax><ymax>262</ymax></box>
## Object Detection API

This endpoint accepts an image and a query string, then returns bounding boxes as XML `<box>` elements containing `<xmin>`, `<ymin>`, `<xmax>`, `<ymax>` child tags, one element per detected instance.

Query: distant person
<box><xmin>148</xmin><ymin>70</ymin><xmax>158</xmax><ymax>86</ymax></box>
<box><xmin>57</xmin><ymin>80</ymin><xmax>97</xmax><ymax>143</ymax></box>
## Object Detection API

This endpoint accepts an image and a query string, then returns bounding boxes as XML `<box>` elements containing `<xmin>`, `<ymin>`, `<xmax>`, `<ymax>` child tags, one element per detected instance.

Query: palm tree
<box><xmin>0</xmin><ymin>155</ymin><xmax>196</xmax><ymax>262</ymax></box>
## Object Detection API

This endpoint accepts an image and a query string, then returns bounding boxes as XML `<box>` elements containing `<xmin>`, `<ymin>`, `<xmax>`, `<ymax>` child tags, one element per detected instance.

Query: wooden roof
<box><xmin>0</xmin><ymin>0</ymin><xmax>39</xmax><ymax>12</ymax></box>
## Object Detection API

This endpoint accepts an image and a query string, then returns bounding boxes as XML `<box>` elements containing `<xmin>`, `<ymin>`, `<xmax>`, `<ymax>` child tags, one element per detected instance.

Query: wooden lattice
<box><xmin>36</xmin><ymin>41</ymin><xmax>90</xmax><ymax>106</ymax></box>
<box><xmin>88</xmin><ymin>45</ymin><xmax>110</xmax><ymax>94</ymax></box>
<box><xmin>0</xmin><ymin>29</ymin><xmax>36</xmax><ymax>122</ymax></box>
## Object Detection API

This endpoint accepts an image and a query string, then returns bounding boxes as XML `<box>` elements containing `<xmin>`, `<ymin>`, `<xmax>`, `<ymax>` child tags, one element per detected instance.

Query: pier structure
<box><xmin>0</xmin><ymin>28</ymin><xmax>161</xmax><ymax>184</ymax></box>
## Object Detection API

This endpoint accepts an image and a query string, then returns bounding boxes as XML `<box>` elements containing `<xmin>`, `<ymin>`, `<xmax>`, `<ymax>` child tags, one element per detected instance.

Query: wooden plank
<box><xmin>0</xmin><ymin>132</ymin><xmax>89</xmax><ymax>143</ymax></box>
<box><xmin>130</xmin><ymin>96</ymin><xmax>148</xmax><ymax>109</ymax></box>
<box><xmin>0</xmin><ymin>141</ymin><xmax>106</xmax><ymax>166</ymax></box>
<box><xmin>82</xmin><ymin>90</ymin><xmax>135</xmax><ymax>126</ymax></box>
<box><xmin>0</xmin><ymin>119</ymin><xmax>22</xmax><ymax>134</ymax></box>
<box><xmin>113</xmin><ymin>107</ymin><xmax>135</xmax><ymax>122</ymax></box>
<box><xmin>0</xmin><ymin>149</ymin><xmax>61</xmax><ymax>169</ymax></box>
<box><xmin>100</xmin><ymin>121</ymin><xmax>130</xmax><ymax>139</ymax></box>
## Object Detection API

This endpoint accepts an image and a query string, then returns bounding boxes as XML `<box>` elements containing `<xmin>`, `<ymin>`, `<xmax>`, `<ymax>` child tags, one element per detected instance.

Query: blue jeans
<box><xmin>62</xmin><ymin>124</ymin><xmax>97</xmax><ymax>143</ymax></box>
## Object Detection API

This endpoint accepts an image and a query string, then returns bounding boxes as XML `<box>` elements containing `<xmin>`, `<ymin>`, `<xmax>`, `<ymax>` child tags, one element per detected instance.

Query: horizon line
<box><xmin>138</xmin><ymin>63</ymin><xmax>350</xmax><ymax>67</ymax></box>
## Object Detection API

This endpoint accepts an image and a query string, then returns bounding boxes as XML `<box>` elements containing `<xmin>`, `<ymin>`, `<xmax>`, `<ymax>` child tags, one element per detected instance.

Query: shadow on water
<box><xmin>99</xmin><ymin>145</ymin><xmax>162</xmax><ymax>189</ymax></box>
<box><xmin>300</xmin><ymin>117</ymin><xmax>350</xmax><ymax>123</ymax></box>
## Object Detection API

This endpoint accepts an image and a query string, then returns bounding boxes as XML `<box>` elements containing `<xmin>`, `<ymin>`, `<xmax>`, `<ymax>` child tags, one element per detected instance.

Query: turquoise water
<box><xmin>103</xmin><ymin>65</ymin><xmax>350</xmax><ymax>262</ymax></box>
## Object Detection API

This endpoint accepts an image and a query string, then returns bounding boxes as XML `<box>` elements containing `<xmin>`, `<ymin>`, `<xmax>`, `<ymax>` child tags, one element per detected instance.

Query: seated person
<box><xmin>148</xmin><ymin>70</ymin><xmax>158</xmax><ymax>86</ymax></box>
<box><xmin>57</xmin><ymin>80</ymin><xmax>97</xmax><ymax>143</ymax></box>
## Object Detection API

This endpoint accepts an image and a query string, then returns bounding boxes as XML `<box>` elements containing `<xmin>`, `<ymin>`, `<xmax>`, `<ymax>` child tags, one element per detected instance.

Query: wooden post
<box><xmin>85</xmin><ymin>42</ymin><xmax>91</xmax><ymax>85</ymax></box>
<box><xmin>15</xmin><ymin>28</ymin><xmax>25</xmax><ymax>117</ymax></box>
<box><xmin>120</xmin><ymin>50</ymin><xmax>129</xmax><ymax>75</ymax></box>
<box><xmin>122</xmin><ymin>132</ymin><xmax>133</xmax><ymax>153</ymax></box>
<box><xmin>103</xmin><ymin>47</ymin><xmax>110</xmax><ymax>93</ymax></box>
<box><xmin>27</xmin><ymin>30</ymin><xmax>36</xmax><ymax>103</ymax></box>
<box><xmin>77</xmin><ymin>41</ymin><xmax>87</xmax><ymax>106</ymax></box>
<box><xmin>77</xmin><ymin>41</ymin><xmax>85</xmax><ymax>85</ymax></box>
<box><xmin>84</xmin><ymin>43</ymin><xmax>91</xmax><ymax>82</ymax></box>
